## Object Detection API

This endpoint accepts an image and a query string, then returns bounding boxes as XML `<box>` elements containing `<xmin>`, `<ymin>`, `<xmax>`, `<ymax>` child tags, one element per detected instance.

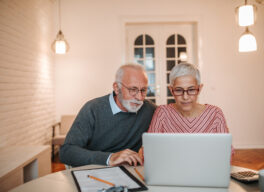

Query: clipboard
<box><xmin>71</xmin><ymin>166</ymin><xmax>148</xmax><ymax>192</ymax></box>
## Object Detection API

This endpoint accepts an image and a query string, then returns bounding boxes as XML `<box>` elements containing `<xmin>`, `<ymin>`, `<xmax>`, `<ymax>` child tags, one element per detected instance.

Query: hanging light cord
<box><xmin>58</xmin><ymin>0</ymin><xmax>61</xmax><ymax>31</ymax></box>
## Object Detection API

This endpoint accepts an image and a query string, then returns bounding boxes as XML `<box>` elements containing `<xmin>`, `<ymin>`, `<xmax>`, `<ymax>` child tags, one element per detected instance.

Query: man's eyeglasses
<box><xmin>118</xmin><ymin>82</ymin><xmax>148</xmax><ymax>97</ymax></box>
<box><xmin>172</xmin><ymin>87</ymin><xmax>199</xmax><ymax>96</ymax></box>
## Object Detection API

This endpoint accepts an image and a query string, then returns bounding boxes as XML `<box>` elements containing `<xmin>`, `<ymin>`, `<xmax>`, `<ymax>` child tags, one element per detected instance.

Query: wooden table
<box><xmin>0</xmin><ymin>145</ymin><xmax>51</xmax><ymax>192</ymax></box>
<box><xmin>9</xmin><ymin>165</ymin><xmax>261</xmax><ymax>192</ymax></box>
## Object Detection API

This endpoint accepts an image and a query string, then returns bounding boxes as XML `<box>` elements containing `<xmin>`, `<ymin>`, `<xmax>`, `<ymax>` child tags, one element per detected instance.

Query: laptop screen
<box><xmin>143</xmin><ymin>133</ymin><xmax>232</xmax><ymax>187</ymax></box>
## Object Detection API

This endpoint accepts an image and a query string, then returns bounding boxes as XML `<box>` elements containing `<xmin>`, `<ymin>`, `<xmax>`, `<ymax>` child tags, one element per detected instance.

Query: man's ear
<box><xmin>113</xmin><ymin>82</ymin><xmax>119</xmax><ymax>95</ymax></box>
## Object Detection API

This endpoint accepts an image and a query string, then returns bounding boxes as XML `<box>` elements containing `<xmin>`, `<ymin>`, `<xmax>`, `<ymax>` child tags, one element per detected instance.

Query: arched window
<box><xmin>134</xmin><ymin>34</ymin><xmax>156</xmax><ymax>103</ymax></box>
<box><xmin>166</xmin><ymin>34</ymin><xmax>187</xmax><ymax>104</ymax></box>
<box><xmin>126</xmin><ymin>23</ymin><xmax>195</xmax><ymax>105</ymax></box>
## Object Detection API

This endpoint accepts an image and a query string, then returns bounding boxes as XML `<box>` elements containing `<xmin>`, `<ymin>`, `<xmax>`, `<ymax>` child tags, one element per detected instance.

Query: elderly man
<box><xmin>60</xmin><ymin>64</ymin><xmax>156</xmax><ymax>167</ymax></box>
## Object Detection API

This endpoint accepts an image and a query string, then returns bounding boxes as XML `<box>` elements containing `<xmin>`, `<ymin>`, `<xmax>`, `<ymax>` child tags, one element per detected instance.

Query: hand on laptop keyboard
<box><xmin>109</xmin><ymin>149</ymin><xmax>143</xmax><ymax>166</ymax></box>
<box><xmin>231</xmin><ymin>171</ymin><xmax>259</xmax><ymax>183</ymax></box>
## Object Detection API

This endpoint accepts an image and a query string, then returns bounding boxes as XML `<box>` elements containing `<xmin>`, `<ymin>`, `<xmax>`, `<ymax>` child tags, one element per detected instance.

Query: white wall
<box><xmin>0</xmin><ymin>0</ymin><xmax>55</xmax><ymax>147</ymax></box>
<box><xmin>55</xmin><ymin>0</ymin><xmax>264</xmax><ymax>148</ymax></box>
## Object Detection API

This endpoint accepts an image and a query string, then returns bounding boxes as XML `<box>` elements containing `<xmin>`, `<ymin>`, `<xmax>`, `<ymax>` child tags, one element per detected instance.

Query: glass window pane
<box><xmin>134</xmin><ymin>35</ymin><xmax>143</xmax><ymax>45</ymax></box>
<box><xmin>177</xmin><ymin>47</ymin><xmax>187</xmax><ymax>57</ymax></box>
<box><xmin>149</xmin><ymin>99</ymin><xmax>156</xmax><ymax>104</ymax></box>
<box><xmin>167</xmin><ymin>86</ymin><xmax>172</xmax><ymax>96</ymax></box>
<box><xmin>167</xmin><ymin>73</ymin><xmax>170</xmax><ymax>84</ymax></box>
<box><xmin>134</xmin><ymin>48</ymin><xmax>143</xmax><ymax>59</ymax></box>
<box><xmin>147</xmin><ymin>73</ymin><xmax>155</xmax><ymax>85</ymax></box>
<box><xmin>167</xmin><ymin>99</ymin><xmax>175</xmax><ymax>104</ymax></box>
<box><xmin>178</xmin><ymin>59</ymin><xmax>187</xmax><ymax>64</ymax></box>
<box><xmin>146</xmin><ymin>48</ymin><xmax>155</xmax><ymax>58</ymax></box>
<box><xmin>166</xmin><ymin>47</ymin><xmax>175</xmax><ymax>58</ymax></box>
<box><xmin>147</xmin><ymin>86</ymin><xmax>155</xmax><ymax>97</ymax></box>
<box><xmin>145</xmin><ymin>35</ymin><xmax>154</xmax><ymax>45</ymax></box>
<box><xmin>167</xmin><ymin>35</ymin><xmax>175</xmax><ymax>45</ymax></box>
<box><xmin>136</xmin><ymin>60</ymin><xmax>144</xmax><ymax>65</ymax></box>
<box><xmin>145</xmin><ymin>59</ymin><xmax>155</xmax><ymax>71</ymax></box>
<box><xmin>167</xmin><ymin>60</ymin><xmax>175</xmax><ymax>71</ymax></box>
<box><xmin>177</xmin><ymin>34</ymin><xmax>186</xmax><ymax>44</ymax></box>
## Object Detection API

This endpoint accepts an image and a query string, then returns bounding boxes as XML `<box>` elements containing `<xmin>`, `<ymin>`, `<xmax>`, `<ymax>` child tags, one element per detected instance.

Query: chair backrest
<box><xmin>60</xmin><ymin>115</ymin><xmax>76</xmax><ymax>135</ymax></box>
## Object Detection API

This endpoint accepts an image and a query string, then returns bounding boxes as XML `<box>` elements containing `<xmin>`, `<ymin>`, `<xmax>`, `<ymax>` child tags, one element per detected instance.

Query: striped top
<box><xmin>148</xmin><ymin>104</ymin><xmax>229</xmax><ymax>133</ymax></box>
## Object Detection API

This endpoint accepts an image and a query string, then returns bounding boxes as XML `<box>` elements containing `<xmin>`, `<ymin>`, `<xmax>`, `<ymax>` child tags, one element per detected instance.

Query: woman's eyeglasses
<box><xmin>172</xmin><ymin>87</ymin><xmax>199</xmax><ymax>96</ymax></box>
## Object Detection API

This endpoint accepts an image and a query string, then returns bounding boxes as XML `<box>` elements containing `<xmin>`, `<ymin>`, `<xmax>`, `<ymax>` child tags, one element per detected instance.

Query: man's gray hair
<box><xmin>169</xmin><ymin>63</ymin><xmax>201</xmax><ymax>85</ymax></box>
<box><xmin>115</xmin><ymin>63</ymin><xmax>145</xmax><ymax>83</ymax></box>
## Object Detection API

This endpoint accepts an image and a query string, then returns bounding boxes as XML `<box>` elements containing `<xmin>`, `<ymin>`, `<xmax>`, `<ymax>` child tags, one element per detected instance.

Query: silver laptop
<box><xmin>143</xmin><ymin>133</ymin><xmax>232</xmax><ymax>188</ymax></box>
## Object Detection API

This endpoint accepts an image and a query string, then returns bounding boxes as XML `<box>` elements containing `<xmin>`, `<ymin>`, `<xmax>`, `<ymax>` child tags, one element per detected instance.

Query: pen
<box><xmin>87</xmin><ymin>175</ymin><xmax>115</xmax><ymax>187</ymax></box>
<box><xmin>134</xmin><ymin>167</ymin><xmax>144</xmax><ymax>181</ymax></box>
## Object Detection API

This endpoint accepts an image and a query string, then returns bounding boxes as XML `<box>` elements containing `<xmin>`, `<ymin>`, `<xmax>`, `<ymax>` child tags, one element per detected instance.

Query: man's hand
<box><xmin>138</xmin><ymin>147</ymin><xmax>144</xmax><ymax>161</ymax></box>
<box><xmin>109</xmin><ymin>149</ymin><xmax>143</xmax><ymax>166</ymax></box>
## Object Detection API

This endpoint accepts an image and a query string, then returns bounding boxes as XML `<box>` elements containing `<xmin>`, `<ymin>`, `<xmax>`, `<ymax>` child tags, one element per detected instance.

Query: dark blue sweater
<box><xmin>60</xmin><ymin>94</ymin><xmax>156</xmax><ymax>166</ymax></box>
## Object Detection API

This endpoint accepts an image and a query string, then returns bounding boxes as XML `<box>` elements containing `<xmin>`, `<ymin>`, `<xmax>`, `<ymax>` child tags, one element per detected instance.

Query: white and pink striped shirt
<box><xmin>148</xmin><ymin>104</ymin><xmax>229</xmax><ymax>134</ymax></box>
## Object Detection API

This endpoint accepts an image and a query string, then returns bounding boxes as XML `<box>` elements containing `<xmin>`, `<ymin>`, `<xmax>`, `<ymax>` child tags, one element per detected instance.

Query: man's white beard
<box><xmin>121</xmin><ymin>99</ymin><xmax>143</xmax><ymax>113</ymax></box>
<box><xmin>118</xmin><ymin>92</ymin><xmax>143</xmax><ymax>113</ymax></box>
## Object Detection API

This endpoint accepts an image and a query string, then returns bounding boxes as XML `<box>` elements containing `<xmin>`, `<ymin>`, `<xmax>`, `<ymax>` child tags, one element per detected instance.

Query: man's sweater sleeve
<box><xmin>59</xmin><ymin>103</ymin><xmax>111</xmax><ymax>167</ymax></box>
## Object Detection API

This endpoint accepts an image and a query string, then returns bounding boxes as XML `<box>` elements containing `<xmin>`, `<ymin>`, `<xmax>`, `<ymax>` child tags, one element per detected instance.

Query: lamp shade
<box><xmin>51</xmin><ymin>30</ymin><xmax>70</xmax><ymax>54</ymax></box>
<box><xmin>237</xmin><ymin>4</ymin><xmax>256</xmax><ymax>26</ymax></box>
<box><xmin>239</xmin><ymin>28</ymin><xmax>257</xmax><ymax>52</ymax></box>
<box><xmin>179</xmin><ymin>52</ymin><xmax>188</xmax><ymax>61</ymax></box>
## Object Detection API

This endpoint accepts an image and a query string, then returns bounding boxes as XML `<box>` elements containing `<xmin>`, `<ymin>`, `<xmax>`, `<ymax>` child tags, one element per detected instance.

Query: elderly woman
<box><xmin>148</xmin><ymin>63</ymin><xmax>230</xmax><ymax>134</ymax></box>
<box><xmin>138</xmin><ymin>63</ymin><xmax>234</xmax><ymax>160</ymax></box>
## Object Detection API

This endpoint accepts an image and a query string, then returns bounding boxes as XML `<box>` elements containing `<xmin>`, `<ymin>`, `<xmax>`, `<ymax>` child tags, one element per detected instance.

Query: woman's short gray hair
<box><xmin>115</xmin><ymin>63</ymin><xmax>145</xmax><ymax>84</ymax></box>
<box><xmin>169</xmin><ymin>63</ymin><xmax>201</xmax><ymax>85</ymax></box>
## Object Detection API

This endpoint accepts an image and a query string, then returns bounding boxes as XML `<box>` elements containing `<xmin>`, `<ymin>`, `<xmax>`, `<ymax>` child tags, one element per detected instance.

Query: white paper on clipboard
<box><xmin>71</xmin><ymin>166</ymin><xmax>147</xmax><ymax>192</ymax></box>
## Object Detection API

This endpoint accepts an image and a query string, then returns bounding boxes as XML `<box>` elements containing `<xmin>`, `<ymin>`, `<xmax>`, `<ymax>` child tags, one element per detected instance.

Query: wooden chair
<box><xmin>52</xmin><ymin>115</ymin><xmax>76</xmax><ymax>160</ymax></box>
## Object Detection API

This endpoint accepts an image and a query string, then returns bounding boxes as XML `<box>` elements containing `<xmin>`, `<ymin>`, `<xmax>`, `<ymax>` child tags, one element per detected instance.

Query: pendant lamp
<box><xmin>236</xmin><ymin>0</ymin><xmax>257</xmax><ymax>26</ymax></box>
<box><xmin>179</xmin><ymin>52</ymin><xmax>188</xmax><ymax>62</ymax></box>
<box><xmin>51</xmin><ymin>0</ymin><xmax>69</xmax><ymax>54</ymax></box>
<box><xmin>239</xmin><ymin>27</ymin><xmax>257</xmax><ymax>52</ymax></box>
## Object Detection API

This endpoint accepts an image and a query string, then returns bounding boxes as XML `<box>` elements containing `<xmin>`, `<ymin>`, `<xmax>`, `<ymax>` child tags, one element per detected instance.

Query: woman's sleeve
<box><xmin>216</xmin><ymin>107</ymin><xmax>235</xmax><ymax>156</ymax></box>
<box><xmin>215</xmin><ymin>107</ymin><xmax>229</xmax><ymax>133</ymax></box>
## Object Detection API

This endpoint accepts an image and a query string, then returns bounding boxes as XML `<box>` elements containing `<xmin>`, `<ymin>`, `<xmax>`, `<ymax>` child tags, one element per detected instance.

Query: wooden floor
<box><xmin>52</xmin><ymin>154</ymin><xmax>66</xmax><ymax>172</ymax></box>
<box><xmin>52</xmin><ymin>149</ymin><xmax>264</xmax><ymax>173</ymax></box>
<box><xmin>231</xmin><ymin>149</ymin><xmax>264</xmax><ymax>170</ymax></box>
